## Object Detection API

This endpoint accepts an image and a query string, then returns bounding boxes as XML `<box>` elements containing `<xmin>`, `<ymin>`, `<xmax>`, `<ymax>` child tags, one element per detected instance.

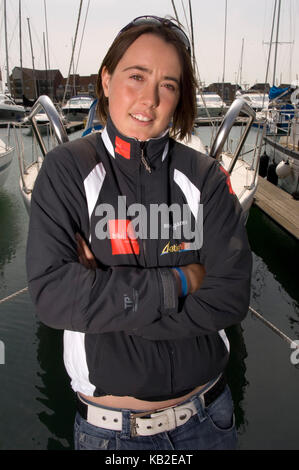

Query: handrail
<box><xmin>23</xmin><ymin>95</ymin><xmax>69</xmax><ymax>156</ymax></box>
<box><xmin>209</xmin><ymin>98</ymin><xmax>256</xmax><ymax>174</ymax></box>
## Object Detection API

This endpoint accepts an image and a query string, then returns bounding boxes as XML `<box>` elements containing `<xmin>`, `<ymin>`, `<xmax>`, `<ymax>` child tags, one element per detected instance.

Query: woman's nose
<box><xmin>141</xmin><ymin>83</ymin><xmax>160</xmax><ymax>109</ymax></box>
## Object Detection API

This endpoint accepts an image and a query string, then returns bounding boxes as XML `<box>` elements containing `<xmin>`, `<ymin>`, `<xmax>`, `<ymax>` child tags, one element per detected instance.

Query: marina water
<box><xmin>0</xmin><ymin>125</ymin><xmax>298</xmax><ymax>450</ymax></box>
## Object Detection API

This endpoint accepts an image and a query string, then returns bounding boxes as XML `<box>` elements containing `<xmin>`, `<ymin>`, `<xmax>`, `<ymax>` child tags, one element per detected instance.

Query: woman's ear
<box><xmin>101</xmin><ymin>66</ymin><xmax>111</xmax><ymax>98</ymax></box>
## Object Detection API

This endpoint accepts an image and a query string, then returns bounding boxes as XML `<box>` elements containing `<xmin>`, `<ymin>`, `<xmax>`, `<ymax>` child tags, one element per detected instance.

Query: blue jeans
<box><xmin>74</xmin><ymin>384</ymin><xmax>237</xmax><ymax>450</ymax></box>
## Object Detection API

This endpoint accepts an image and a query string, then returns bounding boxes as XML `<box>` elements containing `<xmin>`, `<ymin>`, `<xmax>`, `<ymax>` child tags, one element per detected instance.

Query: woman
<box><xmin>26</xmin><ymin>16</ymin><xmax>252</xmax><ymax>450</ymax></box>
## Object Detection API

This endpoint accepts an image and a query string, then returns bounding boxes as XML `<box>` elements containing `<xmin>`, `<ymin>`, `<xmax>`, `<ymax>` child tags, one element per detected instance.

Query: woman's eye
<box><xmin>163</xmin><ymin>83</ymin><xmax>176</xmax><ymax>92</ymax></box>
<box><xmin>130</xmin><ymin>74</ymin><xmax>143</xmax><ymax>81</ymax></box>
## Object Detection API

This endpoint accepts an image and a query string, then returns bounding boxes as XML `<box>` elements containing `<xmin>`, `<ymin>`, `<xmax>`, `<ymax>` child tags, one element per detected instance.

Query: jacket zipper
<box><xmin>166</xmin><ymin>343</ymin><xmax>174</xmax><ymax>393</ymax></box>
<box><xmin>139</xmin><ymin>142</ymin><xmax>151</xmax><ymax>265</ymax></box>
<box><xmin>140</xmin><ymin>143</ymin><xmax>152</xmax><ymax>173</ymax></box>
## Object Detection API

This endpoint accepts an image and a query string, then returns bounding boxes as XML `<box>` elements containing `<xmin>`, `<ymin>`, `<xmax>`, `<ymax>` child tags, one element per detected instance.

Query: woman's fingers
<box><xmin>76</xmin><ymin>233</ymin><xmax>98</xmax><ymax>269</ymax></box>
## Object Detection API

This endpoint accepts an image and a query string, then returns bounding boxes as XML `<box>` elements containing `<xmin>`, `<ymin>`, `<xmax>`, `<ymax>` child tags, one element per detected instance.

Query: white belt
<box><xmin>78</xmin><ymin>394</ymin><xmax>197</xmax><ymax>436</ymax></box>
<box><xmin>77</xmin><ymin>375</ymin><xmax>222</xmax><ymax>437</ymax></box>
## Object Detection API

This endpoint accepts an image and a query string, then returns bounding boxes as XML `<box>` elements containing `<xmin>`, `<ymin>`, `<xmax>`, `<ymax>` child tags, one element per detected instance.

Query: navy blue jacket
<box><xmin>26</xmin><ymin>117</ymin><xmax>252</xmax><ymax>400</ymax></box>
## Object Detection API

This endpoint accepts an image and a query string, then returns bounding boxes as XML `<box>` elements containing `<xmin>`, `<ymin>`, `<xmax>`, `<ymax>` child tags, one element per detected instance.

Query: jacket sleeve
<box><xmin>26</xmin><ymin>145</ymin><xmax>178</xmax><ymax>333</ymax></box>
<box><xmin>130</xmin><ymin>161</ymin><xmax>252</xmax><ymax>340</ymax></box>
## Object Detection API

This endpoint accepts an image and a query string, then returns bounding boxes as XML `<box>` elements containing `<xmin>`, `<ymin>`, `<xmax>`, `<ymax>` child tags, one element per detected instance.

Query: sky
<box><xmin>0</xmin><ymin>0</ymin><xmax>298</xmax><ymax>90</ymax></box>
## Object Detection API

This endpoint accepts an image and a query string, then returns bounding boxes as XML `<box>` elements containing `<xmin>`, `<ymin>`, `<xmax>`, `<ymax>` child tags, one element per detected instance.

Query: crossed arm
<box><xmin>76</xmin><ymin>233</ymin><xmax>206</xmax><ymax>297</ymax></box>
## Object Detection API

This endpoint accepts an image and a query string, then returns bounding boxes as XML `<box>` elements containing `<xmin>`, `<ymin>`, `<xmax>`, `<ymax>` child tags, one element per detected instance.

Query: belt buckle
<box><xmin>130</xmin><ymin>410</ymin><xmax>152</xmax><ymax>437</ymax></box>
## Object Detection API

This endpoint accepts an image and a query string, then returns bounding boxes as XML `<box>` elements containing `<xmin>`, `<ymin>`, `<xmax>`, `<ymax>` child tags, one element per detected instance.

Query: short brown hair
<box><xmin>96</xmin><ymin>22</ymin><xmax>197</xmax><ymax>140</ymax></box>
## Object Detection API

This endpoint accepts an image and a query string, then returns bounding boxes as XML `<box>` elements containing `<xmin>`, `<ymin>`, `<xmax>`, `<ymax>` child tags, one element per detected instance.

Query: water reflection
<box><xmin>0</xmin><ymin>190</ymin><xmax>20</xmax><ymax>271</ymax></box>
<box><xmin>247</xmin><ymin>206</ymin><xmax>299</xmax><ymax>305</ymax></box>
<box><xmin>36</xmin><ymin>323</ymin><xmax>75</xmax><ymax>449</ymax></box>
<box><xmin>226</xmin><ymin>324</ymin><xmax>249</xmax><ymax>433</ymax></box>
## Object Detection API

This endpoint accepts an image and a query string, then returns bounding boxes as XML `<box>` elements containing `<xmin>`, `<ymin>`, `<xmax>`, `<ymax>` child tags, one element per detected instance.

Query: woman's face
<box><xmin>102</xmin><ymin>33</ymin><xmax>181</xmax><ymax>141</ymax></box>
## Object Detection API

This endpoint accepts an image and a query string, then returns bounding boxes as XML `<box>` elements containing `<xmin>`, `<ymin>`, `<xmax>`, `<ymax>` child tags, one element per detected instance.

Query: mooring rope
<box><xmin>249</xmin><ymin>306</ymin><xmax>299</xmax><ymax>349</ymax></box>
<box><xmin>0</xmin><ymin>287</ymin><xmax>28</xmax><ymax>305</ymax></box>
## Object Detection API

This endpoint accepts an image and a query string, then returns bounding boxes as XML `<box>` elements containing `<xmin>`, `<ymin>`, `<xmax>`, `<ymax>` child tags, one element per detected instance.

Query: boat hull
<box><xmin>0</xmin><ymin>146</ymin><xmax>14</xmax><ymax>187</ymax></box>
<box><xmin>264</xmin><ymin>135</ymin><xmax>299</xmax><ymax>196</ymax></box>
<box><xmin>0</xmin><ymin>106</ymin><xmax>25</xmax><ymax>123</ymax></box>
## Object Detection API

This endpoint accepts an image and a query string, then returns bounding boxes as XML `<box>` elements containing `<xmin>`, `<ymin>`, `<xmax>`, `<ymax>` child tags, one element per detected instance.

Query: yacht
<box><xmin>263</xmin><ymin>112</ymin><xmax>299</xmax><ymax>199</ymax></box>
<box><xmin>195</xmin><ymin>92</ymin><xmax>227</xmax><ymax>119</ymax></box>
<box><xmin>0</xmin><ymin>138</ymin><xmax>14</xmax><ymax>187</ymax></box>
<box><xmin>62</xmin><ymin>95</ymin><xmax>93</xmax><ymax>122</ymax></box>
<box><xmin>0</xmin><ymin>93</ymin><xmax>25</xmax><ymax>123</ymax></box>
<box><xmin>236</xmin><ymin>91</ymin><xmax>269</xmax><ymax>112</ymax></box>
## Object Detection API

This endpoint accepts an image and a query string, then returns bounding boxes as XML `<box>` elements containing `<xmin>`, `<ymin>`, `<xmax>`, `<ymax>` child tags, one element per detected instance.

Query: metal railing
<box><xmin>209</xmin><ymin>98</ymin><xmax>256</xmax><ymax>174</ymax></box>
<box><xmin>23</xmin><ymin>95</ymin><xmax>69</xmax><ymax>156</ymax></box>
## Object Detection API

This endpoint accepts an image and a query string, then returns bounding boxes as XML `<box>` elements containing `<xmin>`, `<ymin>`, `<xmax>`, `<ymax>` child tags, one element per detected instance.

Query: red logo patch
<box><xmin>108</xmin><ymin>220</ymin><xmax>139</xmax><ymax>255</ymax></box>
<box><xmin>115</xmin><ymin>136</ymin><xmax>131</xmax><ymax>159</ymax></box>
<box><xmin>219</xmin><ymin>165</ymin><xmax>235</xmax><ymax>195</ymax></box>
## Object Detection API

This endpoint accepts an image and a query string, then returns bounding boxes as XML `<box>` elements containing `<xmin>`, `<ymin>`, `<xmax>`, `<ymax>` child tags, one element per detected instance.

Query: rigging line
<box><xmin>181</xmin><ymin>0</ymin><xmax>191</xmax><ymax>40</ymax></box>
<box><xmin>249</xmin><ymin>306</ymin><xmax>299</xmax><ymax>350</ymax></box>
<box><xmin>170</xmin><ymin>0</ymin><xmax>179</xmax><ymax>23</ymax></box>
<box><xmin>62</xmin><ymin>0</ymin><xmax>84</xmax><ymax>105</ymax></box>
<box><xmin>75</xmin><ymin>0</ymin><xmax>90</xmax><ymax>75</ymax></box>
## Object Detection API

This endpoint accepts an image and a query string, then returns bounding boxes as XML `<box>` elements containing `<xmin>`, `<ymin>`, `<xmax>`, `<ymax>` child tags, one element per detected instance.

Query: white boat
<box><xmin>17</xmin><ymin>96</ymin><xmax>261</xmax><ymax>223</ymax></box>
<box><xmin>195</xmin><ymin>93</ymin><xmax>227</xmax><ymax>119</ymax></box>
<box><xmin>62</xmin><ymin>96</ymin><xmax>93</xmax><ymax>122</ymax></box>
<box><xmin>236</xmin><ymin>91</ymin><xmax>269</xmax><ymax>113</ymax></box>
<box><xmin>0</xmin><ymin>138</ymin><xmax>14</xmax><ymax>187</ymax></box>
<box><xmin>0</xmin><ymin>93</ymin><xmax>25</xmax><ymax>123</ymax></box>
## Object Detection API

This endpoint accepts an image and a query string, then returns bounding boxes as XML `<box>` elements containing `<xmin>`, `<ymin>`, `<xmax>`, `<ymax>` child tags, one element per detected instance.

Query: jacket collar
<box><xmin>101</xmin><ymin>115</ymin><xmax>169</xmax><ymax>171</ymax></box>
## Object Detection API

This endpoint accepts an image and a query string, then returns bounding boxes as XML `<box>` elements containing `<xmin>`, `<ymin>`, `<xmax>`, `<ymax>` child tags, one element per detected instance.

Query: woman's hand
<box><xmin>76</xmin><ymin>233</ymin><xmax>98</xmax><ymax>270</ymax></box>
<box><xmin>76</xmin><ymin>232</ymin><xmax>205</xmax><ymax>295</ymax></box>
<box><xmin>173</xmin><ymin>263</ymin><xmax>206</xmax><ymax>296</ymax></box>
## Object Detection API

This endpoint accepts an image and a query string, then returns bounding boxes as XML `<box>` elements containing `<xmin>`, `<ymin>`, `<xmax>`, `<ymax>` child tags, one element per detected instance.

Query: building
<box><xmin>10</xmin><ymin>67</ymin><xmax>64</xmax><ymax>102</ymax></box>
<box><xmin>204</xmin><ymin>82</ymin><xmax>241</xmax><ymax>105</ymax></box>
<box><xmin>10</xmin><ymin>67</ymin><xmax>98</xmax><ymax>103</ymax></box>
<box><xmin>58</xmin><ymin>74</ymin><xmax>98</xmax><ymax>100</ymax></box>
<box><xmin>248</xmin><ymin>83</ymin><xmax>270</xmax><ymax>93</ymax></box>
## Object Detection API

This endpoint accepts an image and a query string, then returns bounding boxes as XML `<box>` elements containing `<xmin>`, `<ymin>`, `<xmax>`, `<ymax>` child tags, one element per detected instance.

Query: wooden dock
<box><xmin>253</xmin><ymin>176</ymin><xmax>299</xmax><ymax>239</ymax></box>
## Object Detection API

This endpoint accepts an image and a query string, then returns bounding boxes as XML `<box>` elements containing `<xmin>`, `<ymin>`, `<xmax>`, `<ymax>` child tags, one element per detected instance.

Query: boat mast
<box><xmin>4</xmin><ymin>0</ymin><xmax>11</xmax><ymax>94</ymax></box>
<box><xmin>262</xmin><ymin>0</ymin><xmax>277</xmax><ymax>107</ymax></box>
<box><xmin>222</xmin><ymin>0</ymin><xmax>228</xmax><ymax>100</ymax></box>
<box><xmin>43</xmin><ymin>0</ymin><xmax>52</xmax><ymax>99</ymax></box>
<box><xmin>62</xmin><ymin>0</ymin><xmax>83</xmax><ymax>105</ymax></box>
<box><xmin>72</xmin><ymin>38</ymin><xmax>76</xmax><ymax>96</ymax></box>
<box><xmin>188</xmin><ymin>0</ymin><xmax>196</xmax><ymax>74</ymax></box>
<box><xmin>19</xmin><ymin>0</ymin><xmax>24</xmax><ymax>99</ymax></box>
<box><xmin>272</xmin><ymin>0</ymin><xmax>281</xmax><ymax>86</ymax></box>
<box><xmin>43</xmin><ymin>32</ymin><xmax>49</xmax><ymax>95</ymax></box>
<box><xmin>239</xmin><ymin>38</ymin><xmax>244</xmax><ymax>88</ymax></box>
<box><xmin>27</xmin><ymin>17</ymin><xmax>38</xmax><ymax>99</ymax></box>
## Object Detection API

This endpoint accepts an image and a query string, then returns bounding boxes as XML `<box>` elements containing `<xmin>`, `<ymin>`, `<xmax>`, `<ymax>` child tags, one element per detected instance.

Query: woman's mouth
<box><xmin>130</xmin><ymin>113</ymin><xmax>153</xmax><ymax>123</ymax></box>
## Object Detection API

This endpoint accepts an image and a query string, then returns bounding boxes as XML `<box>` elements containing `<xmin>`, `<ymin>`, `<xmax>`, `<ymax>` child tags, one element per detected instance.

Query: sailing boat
<box><xmin>0</xmin><ymin>0</ymin><xmax>25</xmax><ymax>124</ymax></box>
<box><xmin>262</xmin><ymin>0</ymin><xmax>299</xmax><ymax>199</ymax></box>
